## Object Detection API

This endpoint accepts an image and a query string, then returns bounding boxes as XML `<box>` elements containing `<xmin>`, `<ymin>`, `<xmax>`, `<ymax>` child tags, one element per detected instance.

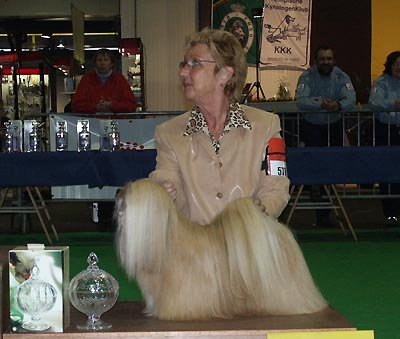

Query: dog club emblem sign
<box><xmin>213</xmin><ymin>0</ymin><xmax>263</xmax><ymax>64</ymax></box>
<box><xmin>218</xmin><ymin>4</ymin><xmax>254</xmax><ymax>53</ymax></box>
<box><xmin>260</xmin><ymin>0</ymin><xmax>312</xmax><ymax>68</ymax></box>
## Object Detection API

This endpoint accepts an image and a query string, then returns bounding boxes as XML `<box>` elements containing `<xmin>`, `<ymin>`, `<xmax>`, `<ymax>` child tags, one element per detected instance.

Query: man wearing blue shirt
<box><xmin>296</xmin><ymin>45</ymin><xmax>356</xmax><ymax>144</ymax></box>
<box><xmin>295</xmin><ymin>45</ymin><xmax>356</xmax><ymax>227</ymax></box>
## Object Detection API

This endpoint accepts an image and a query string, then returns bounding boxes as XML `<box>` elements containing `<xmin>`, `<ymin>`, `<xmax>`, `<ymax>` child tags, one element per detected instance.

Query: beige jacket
<box><xmin>149</xmin><ymin>104</ymin><xmax>290</xmax><ymax>224</ymax></box>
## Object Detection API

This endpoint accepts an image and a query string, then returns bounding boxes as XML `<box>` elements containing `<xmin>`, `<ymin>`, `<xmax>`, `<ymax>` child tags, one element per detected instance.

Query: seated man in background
<box><xmin>295</xmin><ymin>45</ymin><xmax>356</xmax><ymax>227</ymax></box>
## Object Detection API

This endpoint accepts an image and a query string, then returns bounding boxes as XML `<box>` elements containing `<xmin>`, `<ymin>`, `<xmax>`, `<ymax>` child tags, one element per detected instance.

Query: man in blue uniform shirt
<box><xmin>296</xmin><ymin>45</ymin><xmax>356</xmax><ymax>140</ymax></box>
<box><xmin>295</xmin><ymin>45</ymin><xmax>356</xmax><ymax>227</ymax></box>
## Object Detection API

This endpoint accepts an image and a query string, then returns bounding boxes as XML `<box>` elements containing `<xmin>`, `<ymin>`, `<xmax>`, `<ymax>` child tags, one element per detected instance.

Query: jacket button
<box><xmin>216</xmin><ymin>192</ymin><xmax>223</xmax><ymax>198</ymax></box>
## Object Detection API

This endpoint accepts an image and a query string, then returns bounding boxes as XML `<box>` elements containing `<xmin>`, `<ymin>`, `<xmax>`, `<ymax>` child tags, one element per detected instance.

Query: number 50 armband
<box><xmin>262</xmin><ymin>137</ymin><xmax>287</xmax><ymax>177</ymax></box>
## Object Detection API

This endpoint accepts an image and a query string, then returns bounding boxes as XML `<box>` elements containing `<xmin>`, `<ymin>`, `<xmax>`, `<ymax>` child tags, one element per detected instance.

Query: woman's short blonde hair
<box><xmin>185</xmin><ymin>28</ymin><xmax>247</xmax><ymax>103</ymax></box>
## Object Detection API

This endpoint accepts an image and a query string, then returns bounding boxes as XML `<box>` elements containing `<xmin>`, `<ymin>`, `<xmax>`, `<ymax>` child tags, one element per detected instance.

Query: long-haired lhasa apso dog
<box><xmin>115</xmin><ymin>179</ymin><xmax>328</xmax><ymax>320</ymax></box>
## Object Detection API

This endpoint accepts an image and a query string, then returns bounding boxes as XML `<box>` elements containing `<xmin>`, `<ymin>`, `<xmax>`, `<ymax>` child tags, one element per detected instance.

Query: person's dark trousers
<box><xmin>300</xmin><ymin>119</ymin><xmax>344</xmax><ymax>226</ymax></box>
<box><xmin>98</xmin><ymin>201</ymin><xmax>116</xmax><ymax>231</ymax></box>
<box><xmin>375</xmin><ymin>120</ymin><xmax>400</xmax><ymax>219</ymax></box>
<box><xmin>300</xmin><ymin>119</ymin><xmax>344</xmax><ymax>147</ymax></box>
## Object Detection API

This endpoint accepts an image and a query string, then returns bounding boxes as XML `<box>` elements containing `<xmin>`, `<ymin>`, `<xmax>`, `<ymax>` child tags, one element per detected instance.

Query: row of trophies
<box><xmin>3</xmin><ymin>119</ymin><xmax>121</xmax><ymax>153</ymax></box>
<box><xmin>4</xmin><ymin>120</ymin><xmax>42</xmax><ymax>153</ymax></box>
<box><xmin>55</xmin><ymin>120</ymin><xmax>121</xmax><ymax>152</ymax></box>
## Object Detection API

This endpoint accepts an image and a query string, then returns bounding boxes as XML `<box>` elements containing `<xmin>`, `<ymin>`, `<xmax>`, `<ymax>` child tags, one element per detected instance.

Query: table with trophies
<box><xmin>3</xmin><ymin>307</ymin><xmax>357</xmax><ymax>339</ymax></box>
<box><xmin>0</xmin><ymin>114</ymin><xmax>165</xmax><ymax>244</ymax></box>
<box><xmin>2</xmin><ymin>113</ymin><xmax>400</xmax><ymax>242</ymax></box>
<box><xmin>1</xmin><ymin>232</ymin><xmax>355</xmax><ymax>339</ymax></box>
<box><xmin>1</xmin><ymin>114</ymin><xmax>168</xmax><ymax>185</ymax></box>
<box><xmin>0</xmin><ymin>249</ymin><xmax>356</xmax><ymax>337</ymax></box>
<box><xmin>2</xmin><ymin>111</ymin><xmax>400</xmax><ymax>184</ymax></box>
<box><xmin>2</xmin><ymin>113</ymin><xmax>400</xmax><ymax>187</ymax></box>
<box><xmin>2</xmin><ymin>249</ymin><xmax>355</xmax><ymax>338</ymax></box>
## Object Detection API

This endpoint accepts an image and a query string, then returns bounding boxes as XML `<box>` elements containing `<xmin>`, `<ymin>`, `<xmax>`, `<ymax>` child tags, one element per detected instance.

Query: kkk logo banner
<box><xmin>213</xmin><ymin>0</ymin><xmax>264</xmax><ymax>64</ymax></box>
<box><xmin>260</xmin><ymin>0</ymin><xmax>312</xmax><ymax>68</ymax></box>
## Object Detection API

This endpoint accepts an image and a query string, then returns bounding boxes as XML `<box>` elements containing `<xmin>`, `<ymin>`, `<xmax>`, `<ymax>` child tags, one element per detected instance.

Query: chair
<box><xmin>285</xmin><ymin>184</ymin><xmax>358</xmax><ymax>241</ymax></box>
<box><xmin>0</xmin><ymin>187</ymin><xmax>58</xmax><ymax>244</ymax></box>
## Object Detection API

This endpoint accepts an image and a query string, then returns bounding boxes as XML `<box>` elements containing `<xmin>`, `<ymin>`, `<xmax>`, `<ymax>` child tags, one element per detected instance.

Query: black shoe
<box><xmin>386</xmin><ymin>216</ymin><xmax>399</xmax><ymax>227</ymax></box>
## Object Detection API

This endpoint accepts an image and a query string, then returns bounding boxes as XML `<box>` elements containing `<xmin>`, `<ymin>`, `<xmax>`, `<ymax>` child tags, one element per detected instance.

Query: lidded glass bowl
<box><xmin>68</xmin><ymin>252</ymin><xmax>119</xmax><ymax>330</ymax></box>
<box><xmin>16</xmin><ymin>265</ymin><xmax>57</xmax><ymax>331</ymax></box>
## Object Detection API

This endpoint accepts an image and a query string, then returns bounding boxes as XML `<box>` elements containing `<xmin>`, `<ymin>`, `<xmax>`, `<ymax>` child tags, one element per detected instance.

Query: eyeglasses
<box><xmin>179</xmin><ymin>58</ymin><xmax>216</xmax><ymax>69</ymax></box>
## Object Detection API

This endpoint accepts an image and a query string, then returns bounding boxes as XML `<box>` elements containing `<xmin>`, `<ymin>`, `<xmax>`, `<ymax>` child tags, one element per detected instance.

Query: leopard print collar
<box><xmin>183</xmin><ymin>103</ymin><xmax>252</xmax><ymax>136</ymax></box>
<box><xmin>183</xmin><ymin>103</ymin><xmax>252</xmax><ymax>155</ymax></box>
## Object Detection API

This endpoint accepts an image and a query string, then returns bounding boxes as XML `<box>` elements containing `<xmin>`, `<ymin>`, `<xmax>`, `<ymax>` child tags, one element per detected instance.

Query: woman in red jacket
<box><xmin>72</xmin><ymin>49</ymin><xmax>137</xmax><ymax>114</ymax></box>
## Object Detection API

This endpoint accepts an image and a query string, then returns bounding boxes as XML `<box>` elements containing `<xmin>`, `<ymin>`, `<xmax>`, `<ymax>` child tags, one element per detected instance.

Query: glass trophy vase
<box><xmin>69</xmin><ymin>252</ymin><xmax>119</xmax><ymax>330</ymax></box>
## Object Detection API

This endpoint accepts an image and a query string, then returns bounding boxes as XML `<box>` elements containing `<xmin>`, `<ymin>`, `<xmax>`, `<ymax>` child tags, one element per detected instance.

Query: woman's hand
<box><xmin>96</xmin><ymin>99</ymin><xmax>112</xmax><ymax>112</ymax></box>
<box><xmin>162</xmin><ymin>182</ymin><xmax>177</xmax><ymax>201</ymax></box>
<box><xmin>254</xmin><ymin>198</ymin><xmax>268</xmax><ymax>215</ymax></box>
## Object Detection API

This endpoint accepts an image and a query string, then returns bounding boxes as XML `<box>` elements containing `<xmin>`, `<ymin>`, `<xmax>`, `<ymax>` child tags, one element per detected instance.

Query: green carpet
<box><xmin>1</xmin><ymin>228</ymin><xmax>400</xmax><ymax>339</ymax></box>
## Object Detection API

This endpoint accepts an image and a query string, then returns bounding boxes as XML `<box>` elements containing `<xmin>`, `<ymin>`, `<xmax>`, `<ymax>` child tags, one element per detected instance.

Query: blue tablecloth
<box><xmin>0</xmin><ymin>150</ymin><xmax>156</xmax><ymax>188</ymax></box>
<box><xmin>286</xmin><ymin>146</ymin><xmax>400</xmax><ymax>185</ymax></box>
<box><xmin>1</xmin><ymin>146</ymin><xmax>399</xmax><ymax>187</ymax></box>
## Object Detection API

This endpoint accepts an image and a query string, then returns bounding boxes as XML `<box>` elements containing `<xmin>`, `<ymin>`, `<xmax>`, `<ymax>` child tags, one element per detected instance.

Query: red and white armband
<box><xmin>262</xmin><ymin>137</ymin><xmax>287</xmax><ymax>176</ymax></box>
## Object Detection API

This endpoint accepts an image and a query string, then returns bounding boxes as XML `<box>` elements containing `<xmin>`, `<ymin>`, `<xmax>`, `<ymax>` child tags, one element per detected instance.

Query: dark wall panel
<box><xmin>310</xmin><ymin>0</ymin><xmax>371</xmax><ymax>103</ymax></box>
<box><xmin>198</xmin><ymin>0</ymin><xmax>212</xmax><ymax>31</ymax></box>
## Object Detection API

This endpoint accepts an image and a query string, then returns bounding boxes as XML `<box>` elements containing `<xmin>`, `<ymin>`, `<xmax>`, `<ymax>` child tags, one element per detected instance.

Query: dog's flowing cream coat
<box><xmin>115</xmin><ymin>179</ymin><xmax>328</xmax><ymax>321</ymax></box>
